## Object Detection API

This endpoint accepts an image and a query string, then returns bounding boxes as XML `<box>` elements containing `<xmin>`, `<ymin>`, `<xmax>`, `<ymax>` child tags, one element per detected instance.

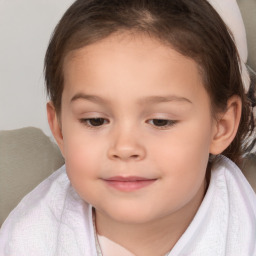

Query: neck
<box><xmin>95</xmin><ymin>181</ymin><xmax>206</xmax><ymax>256</ymax></box>
<box><xmin>96</xmin><ymin>212</ymin><xmax>186</xmax><ymax>256</ymax></box>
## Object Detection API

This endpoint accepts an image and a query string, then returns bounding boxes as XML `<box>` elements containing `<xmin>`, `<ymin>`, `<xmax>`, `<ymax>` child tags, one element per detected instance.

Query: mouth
<box><xmin>102</xmin><ymin>176</ymin><xmax>157</xmax><ymax>192</ymax></box>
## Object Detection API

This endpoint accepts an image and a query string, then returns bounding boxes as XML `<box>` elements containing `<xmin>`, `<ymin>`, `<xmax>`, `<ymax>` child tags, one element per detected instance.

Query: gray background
<box><xmin>0</xmin><ymin>0</ymin><xmax>74</xmax><ymax>136</ymax></box>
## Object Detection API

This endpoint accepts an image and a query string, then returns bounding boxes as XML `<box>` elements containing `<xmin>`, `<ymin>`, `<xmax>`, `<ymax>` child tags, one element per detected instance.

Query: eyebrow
<box><xmin>70</xmin><ymin>93</ymin><xmax>192</xmax><ymax>105</ymax></box>
<box><xmin>138</xmin><ymin>95</ymin><xmax>192</xmax><ymax>105</ymax></box>
<box><xmin>71</xmin><ymin>93</ymin><xmax>108</xmax><ymax>104</ymax></box>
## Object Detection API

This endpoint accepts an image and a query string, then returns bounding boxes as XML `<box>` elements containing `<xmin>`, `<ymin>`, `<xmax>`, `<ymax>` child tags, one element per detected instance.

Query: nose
<box><xmin>107</xmin><ymin>127</ymin><xmax>146</xmax><ymax>161</ymax></box>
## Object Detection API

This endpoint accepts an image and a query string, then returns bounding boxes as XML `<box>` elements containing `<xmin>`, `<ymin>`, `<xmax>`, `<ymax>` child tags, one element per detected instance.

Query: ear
<box><xmin>47</xmin><ymin>102</ymin><xmax>65</xmax><ymax>157</ymax></box>
<box><xmin>210</xmin><ymin>95</ymin><xmax>242</xmax><ymax>155</ymax></box>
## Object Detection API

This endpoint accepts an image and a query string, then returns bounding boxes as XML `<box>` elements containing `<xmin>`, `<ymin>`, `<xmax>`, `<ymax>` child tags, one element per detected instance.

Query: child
<box><xmin>0</xmin><ymin>0</ymin><xmax>255</xmax><ymax>255</ymax></box>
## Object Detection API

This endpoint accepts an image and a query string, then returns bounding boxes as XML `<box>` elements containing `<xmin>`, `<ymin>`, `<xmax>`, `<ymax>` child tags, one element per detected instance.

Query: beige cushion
<box><xmin>0</xmin><ymin>127</ymin><xmax>64</xmax><ymax>226</ymax></box>
<box><xmin>237</xmin><ymin>0</ymin><xmax>256</xmax><ymax>191</ymax></box>
<box><xmin>241</xmin><ymin>154</ymin><xmax>256</xmax><ymax>192</ymax></box>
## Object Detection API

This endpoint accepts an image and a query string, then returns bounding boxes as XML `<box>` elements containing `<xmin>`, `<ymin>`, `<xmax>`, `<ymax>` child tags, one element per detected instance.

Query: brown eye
<box><xmin>80</xmin><ymin>118</ymin><xmax>108</xmax><ymax>127</ymax></box>
<box><xmin>152</xmin><ymin>119</ymin><xmax>169</xmax><ymax>126</ymax></box>
<box><xmin>147</xmin><ymin>119</ymin><xmax>177</xmax><ymax>128</ymax></box>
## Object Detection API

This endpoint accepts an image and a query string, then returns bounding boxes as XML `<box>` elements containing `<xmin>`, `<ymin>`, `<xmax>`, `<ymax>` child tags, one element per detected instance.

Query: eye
<box><xmin>80</xmin><ymin>118</ymin><xmax>109</xmax><ymax>127</ymax></box>
<box><xmin>147</xmin><ymin>119</ymin><xmax>177</xmax><ymax>128</ymax></box>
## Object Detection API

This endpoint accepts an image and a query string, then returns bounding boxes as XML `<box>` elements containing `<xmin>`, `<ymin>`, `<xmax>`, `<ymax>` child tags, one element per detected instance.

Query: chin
<box><xmin>98</xmin><ymin>202</ymin><xmax>163</xmax><ymax>225</ymax></box>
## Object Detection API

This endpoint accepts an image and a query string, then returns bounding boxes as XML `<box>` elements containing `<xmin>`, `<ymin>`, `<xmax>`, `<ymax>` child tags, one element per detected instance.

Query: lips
<box><xmin>102</xmin><ymin>176</ymin><xmax>157</xmax><ymax>192</ymax></box>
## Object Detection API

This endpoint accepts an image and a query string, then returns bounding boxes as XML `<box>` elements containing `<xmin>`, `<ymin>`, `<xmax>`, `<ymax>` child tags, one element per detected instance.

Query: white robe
<box><xmin>0</xmin><ymin>156</ymin><xmax>255</xmax><ymax>256</ymax></box>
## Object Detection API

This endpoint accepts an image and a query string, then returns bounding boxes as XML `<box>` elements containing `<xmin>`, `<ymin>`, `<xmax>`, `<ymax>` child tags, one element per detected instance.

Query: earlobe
<box><xmin>46</xmin><ymin>102</ymin><xmax>65</xmax><ymax>157</ymax></box>
<box><xmin>210</xmin><ymin>95</ymin><xmax>242</xmax><ymax>155</ymax></box>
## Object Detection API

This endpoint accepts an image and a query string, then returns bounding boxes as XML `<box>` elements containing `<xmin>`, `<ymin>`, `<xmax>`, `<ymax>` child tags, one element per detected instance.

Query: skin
<box><xmin>47</xmin><ymin>33</ymin><xmax>241</xmax><ymax>255</ymax></box>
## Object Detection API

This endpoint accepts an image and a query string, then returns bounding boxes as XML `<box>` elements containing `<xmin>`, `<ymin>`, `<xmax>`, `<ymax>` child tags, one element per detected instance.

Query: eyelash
<box><xmin>147</xmin><ymin>119</ymin><xmax>177</xmax><ymax>129</ymax></box>
<box><xmin>80</xmin><ymin>118</ymin><xmax>109</xmax><ymax>128</ymax></box>
<box><xmin>79</xmin><ymin>118</ymin><xmax>177</xmax><ymax>129</ymax></box>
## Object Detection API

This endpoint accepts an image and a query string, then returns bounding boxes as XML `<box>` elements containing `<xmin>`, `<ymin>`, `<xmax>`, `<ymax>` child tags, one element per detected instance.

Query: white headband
<box><xmin>207</xmin><ymin>0</ymin><xmax>250</xmax><ymax>92</ymax></box>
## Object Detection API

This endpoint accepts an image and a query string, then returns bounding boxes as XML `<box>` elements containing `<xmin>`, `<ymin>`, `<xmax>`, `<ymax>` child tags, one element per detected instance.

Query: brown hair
<box><xmin>44</xmin><ymin>0</ymin><xmax>255</xmax><ymax>164</ymax></box>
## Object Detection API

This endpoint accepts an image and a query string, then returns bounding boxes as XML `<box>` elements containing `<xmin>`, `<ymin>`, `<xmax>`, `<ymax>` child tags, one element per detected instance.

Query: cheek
<box><xmin>61</xmin><ymin>122</ymin><xmax>105</xmax><ymax>182</ymax></box>
<box><xmin>62</xmin><ymin>133</ymin><xmax>104</xmax><ymax>202</ymax></box>
<box><xmin>65</xmin><ymin>139</ymin><xmax>101</xmax><ymax>172</ymax></box>
<box><xmin>150</xmin><ymin>120</ymin><xmax>212</xmax><ymax>191</ymax></box>
<box><xmin>154</xmin><ymin>122</ymin><xmax>211</xmax><ymax>163</ymax></box>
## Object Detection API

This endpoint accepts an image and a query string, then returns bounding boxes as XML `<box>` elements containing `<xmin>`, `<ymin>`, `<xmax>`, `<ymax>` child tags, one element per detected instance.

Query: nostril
<box><xmin>113</xmin><ymin>154</ymin><xmax>139</xmax><ymax>159</ymax></box>
<box><xmin>108</xmin><ymin>144</ymin><xmax>146</xmax><ymax>161</ymax></box>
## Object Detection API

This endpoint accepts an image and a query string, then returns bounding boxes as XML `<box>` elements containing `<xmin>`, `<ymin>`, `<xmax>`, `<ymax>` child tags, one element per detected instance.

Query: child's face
<box><xmin>54</xmin><ymin>33</ymin><xmax>217</xmax><ymax>224</ymax></box>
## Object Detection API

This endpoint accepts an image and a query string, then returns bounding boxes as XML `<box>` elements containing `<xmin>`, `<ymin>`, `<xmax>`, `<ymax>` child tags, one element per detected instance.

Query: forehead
<box><xmin>64</xmin><ymin>33</ymin><xmax>179</xmax><ymax>70</ymax></box>
<box><xmin>62</xmin><ymin>32</ymin><xmax>206</xmax><ymax>104</ymax></box>
<box><xmin>64</xmin><ymin>31</ymin><xmax>200</xmax><ymax>65</ymax></box>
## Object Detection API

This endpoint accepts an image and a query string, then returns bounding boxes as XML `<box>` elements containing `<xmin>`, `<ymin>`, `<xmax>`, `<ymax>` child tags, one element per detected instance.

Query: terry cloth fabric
<box><xmin>0</xmin><ymin>156</ymin><xmax>255</xmax><ymax>256</ymax></box>
<box><xmin>0</xmin><ymin>167</ymin><xmax>98</xmax><ymax>256</ymax></box>
<box><xmin>168</xmin><ymin>156</ymin><xmax>256</xmax><ymax>256</ymax></box>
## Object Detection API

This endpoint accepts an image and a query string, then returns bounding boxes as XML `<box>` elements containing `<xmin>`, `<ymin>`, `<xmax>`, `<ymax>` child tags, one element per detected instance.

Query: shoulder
<box><xmin>212</xmin><ymin>156</ymin><xmax>256</xmax><ymax>202</ymax></box>
<box><xmin>210</xmin><ymin>156</ymin><xmax>256</xmax><ymax>254</ymax></box>
<box><xmin>0</xmin><ymin>165</ymin><xmax>94</xmax><ymax>255</ymax></box>
<box><xmin>1</xmin><ymin>165</ymin><xmax>70</xmax><ymax>226</ymax></box>
<box><xmin>171</xmin><ymin>156</ymin><xmax>256</xmax><ymax>255</ymax></box>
